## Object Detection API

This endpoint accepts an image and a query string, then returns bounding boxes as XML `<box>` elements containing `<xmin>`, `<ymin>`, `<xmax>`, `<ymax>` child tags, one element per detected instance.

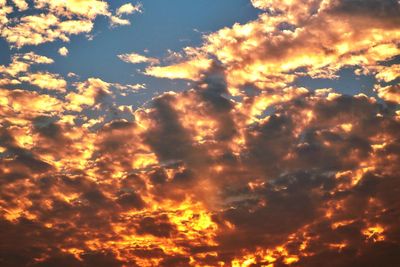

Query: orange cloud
<box><xmin>65</xmin><ymin>78</ymin><xmax>111</xmax><ymax>112</ymax></box>
<box><xmin>375</xmin><ymin>84</ymin><xmax>400</xmax><ymax>104</ymax></box>
<box><xmin>375</xmin><ymin>64</ymin><xmax>400</xmax><ymax>83</ymax></box>
<box><xmin>1</xmin><ymin>78</ymin><xmax>400</xmax><ymax>266</ymax></box>
<box><xmin>0</xmin><ymin>88</ymin><xmax>63</xmax><ymax>118</ymax></box>
<box><xmin>19</xmin><ymin>72</ymin><xmax>67</xmax><ymax>92</ymax></box>
<box><xmin>0</xmin><ymin>1</ymin><xmax>399</xmax><ymax>266</ymax></box>
<box><xmin>145</xmin><ymin>0</ymin><xmax>399</xmax><ymax>98</ymax></box>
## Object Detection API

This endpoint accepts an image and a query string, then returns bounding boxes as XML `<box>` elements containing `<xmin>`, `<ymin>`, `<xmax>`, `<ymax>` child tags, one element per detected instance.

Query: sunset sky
<box><xmin>0</xmin><ymin>0</ymin><xmax>399</xmax><ymax>266</ymax></box>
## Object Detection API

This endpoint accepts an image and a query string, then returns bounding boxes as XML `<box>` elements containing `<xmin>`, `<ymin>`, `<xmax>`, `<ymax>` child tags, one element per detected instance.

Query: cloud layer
<box><xmin>0</xmin><ymin>0</ymin><xmax>399</xmax><ymax>266</ymax></box>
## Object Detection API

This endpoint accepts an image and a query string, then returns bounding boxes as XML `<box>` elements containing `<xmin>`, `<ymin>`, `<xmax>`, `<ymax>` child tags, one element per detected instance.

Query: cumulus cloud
<box><xmin>0</xmin><ymin>52</ymin><xmax>53</xmax><ymax>76</ymax></box>
<box><xmin>116</xmin><ymin>3</ymin><xmax>142</xmax><ymax>16</ymax></box>
<box><xmin>58</xmin><ymin>46</ymin><xmax>69</xmax><ymax>57</ymax></box>
<box><xmin>65</xmin><ymin>78</ymin><xmax>112</xmax><ymax>112</ymax></box>
<box><xmin>375</xmin><ymin>64</ymin><xmax>400</xmax><ymax>83</ymax></box>
<box><xmin>12</xmin><ymin>0</ymin><xmax>28</xmax><ymax>11</ymax></box>
<box><xmin>0</xmin><ymin>0</ymin><xmax>399</xmax><ymax>266</ymax></box>
<box><xmin>0</xmin><ymin>13</ymin><xmax>93</xmax><ymax>48</ymax></box>
<box><xmin>19</xmin><ymin>72</ymin><xmax>67</xmax><ymax>92</ymax></box>
<box><xmin>146</xmin><ymin>0</ymin><xmax>399</xmax><ymax>97</ymax></box>
<box><xmin>0</xmin><ymin>52</ymin><xmax>68</xmax><ymax>92</ymax></box>
<box><xmin>0</xmin><ymin>0</ymin><xmax>142</xmax><ymax>47</ymax></box>
<box><xmin>110</xmin><ymin>2</ymin><xmax>142</xmax><ymax>26</ymax></box>
<box><xmin>375</xmin><ymin>84</ymin><xmax>400</xmax><ymax>104</ymax></box>
<box><xmin>1</xmin><ymin>69</ymin><xmax>399</xmax><ymax>265</ymax></box>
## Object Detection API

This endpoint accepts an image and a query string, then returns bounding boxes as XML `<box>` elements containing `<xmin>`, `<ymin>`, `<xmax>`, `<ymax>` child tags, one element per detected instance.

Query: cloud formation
<box><xmin>116</xmin><ymin>3</ymin><xmax>142</xmax><ymax>16</ymax></box>
<box><xmin>118</xmin><ymin>52</ymin><xmax>160</xmax><ymax>65</ymax></box>
<box><xmin>0</xmin><ymin>0</ymin><xmax>399</xmax><ymax>266</ymax></box>
<box><xmin>146</xmin><ymin>0</ymin><xmax>399</xmax><ymax>96</ymax></box>
<box><xmin>0</xmin><ymin>0</ymin><xmax>142</xmax><ymax>47</ymax></box>
<box><xmin>1</xmin><ymin>71</ymin><xmax>399</xmax><ymax>266</ymax></box>
<box><xmin>58</xmin><ymin>47</ymin><xmax>69</xmax><ymax>57</ymax></box>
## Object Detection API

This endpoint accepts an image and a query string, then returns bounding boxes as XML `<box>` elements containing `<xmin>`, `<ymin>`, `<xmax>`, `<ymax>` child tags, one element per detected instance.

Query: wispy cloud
<box><xmin>118</xmin><ymin>52</ymin><xmax>160</xmax><ymax>65</ymax></box>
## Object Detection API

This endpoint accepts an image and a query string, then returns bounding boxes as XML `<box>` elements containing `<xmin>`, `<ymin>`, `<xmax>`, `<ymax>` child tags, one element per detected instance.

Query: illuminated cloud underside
<box><xmin>0</xmin><ymin>0</ymin><xmax>399</xmax><ymax>266</ymax></box>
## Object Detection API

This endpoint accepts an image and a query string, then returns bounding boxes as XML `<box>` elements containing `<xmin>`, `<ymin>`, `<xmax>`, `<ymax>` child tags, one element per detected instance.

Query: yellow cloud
<box><xmin>145</xmin><ymin>57</ymin><xmax>212</xmax><ymax>80</ymax></box>
<box><xmin>375</xmin><ymin>84</ymin><xmax>400</xmax><ymax>104</ymax></box>
<box><xmin>116</xmin><ymin>3</ymin><xmax>142</xmax><ymax>16</ymax></box>
<box><xmin>58</xmin><ymin>46</ymin><xmax>69</xmax><ymax>57</ymax></box>
<box><xmin>0</xmin><ymin>0</ymin><xmax>138</xmax><ymax>47</ymax></box>
<box><xmin>118</xmin><ymin>52</ymin><xmax>160</xmax><ymax>65</ymax></box>
<box><xmin>0</xmin><ymin>88</ymin><xmax>63</xmax><ymax>116</ymax></box>
<box><xmin>34</xmin><ymin>0</ymin><xmax>110</xmax><ymax>19</ymax></box>
<box><xmin>19</xmin><ymin>72</ymin><xmax>67</xmax><ymax>92</ymax></box>
<box><xmin>142</xmin><ymin>0</ymin><xmax>399</xmax><ymax>98</ymax></box>
<box><xmin>66</xmin><ymin>78</ymin><xmax>111</xmax><ymax>112</ymax></box>
<box><xmin>375</xmin><ymin>64</ymin><xmax>400</xmax><ymax>83</ymax></box>
<box><xmin>12</xmin><ymin>0</ymin><xmax>28</xmax><ymax>11</ymax></box>
<box><xmin>110</xmin><ymin>15</ymin><xmax>131</xmax><ymax>26</ymax></box>
<box><xmin>1</xmin><ymin>13</ymin><xmax>94</xmax><ymax>47</ymax></box>
<box><xmin>0</xmin><ymin>52</ymin><xmax>54</xmax><ymax>77</ymax></box>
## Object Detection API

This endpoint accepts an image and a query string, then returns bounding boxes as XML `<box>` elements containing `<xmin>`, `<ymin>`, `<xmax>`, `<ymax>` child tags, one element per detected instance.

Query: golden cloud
<box><xmin>0</xmin><ymin>1</ymin><xmax>399</xmax><ymax>266</ymax></box>
<box><xmin>19</xmin><ymin>72</ymin><xmax>67</xmax><ymax>92</ymax></box>
<box><xmin>375</xmin><ymin>84</ymin><xmax>400</xmax><ymax>104</ymax></box>
<box><xmin>118</xmin><ymin>52</ymin><xmax>160</xmax><ymax>65</ymax></box>
<box><xmin>0</xmin><ymin>88</ymin><xmax>63</xmax><ymax>117</ymax></box>
<box><xmin>145</xmin><ymin>0</ymin><xmax>399</xmax><ymax>98</ymax></box>
<box><xmin>0</xmin><ymin>0</ymin><xmax>140</xmax><ymax>47</ymax></box>
<box><xmin>145</xmin><ymin>57</ymin><xmax>213</xmax><ymax>80</ymax></box>
<box><xmin>1</xmin><ymin>80</ymin><xmax>399</xmax><ymax>266</ymax></box>
<box><xmin>65</xmin><ymin>78</ymin><xmax>111</xmax><ymax>112</ymax></box>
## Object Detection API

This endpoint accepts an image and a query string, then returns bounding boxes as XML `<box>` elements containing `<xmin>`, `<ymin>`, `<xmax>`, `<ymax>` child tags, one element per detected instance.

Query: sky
<box><xmin>0</xmin><ymin>0</ymin><xmax>399</xmax><ymax>266</ymax></box>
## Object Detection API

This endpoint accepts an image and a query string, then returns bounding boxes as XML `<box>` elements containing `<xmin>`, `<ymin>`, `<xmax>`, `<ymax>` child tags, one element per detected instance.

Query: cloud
<box><xmin>116</xmin><ymin>3</ymin><xmax>142</xmax><ymax>16</ymax></box>
<box><xmin>0</xmin><ymin>52</ymin><xmax>68</xmax><ymax>92</ymax></box>
<box><xmin>65</xmin><ymin>78</ymin><xmax>112</xmax><ymax>112</ymax></box>
<box><xmin>1</xmin><ymin>13</ymin><xmax>94</xmax><ymax>48</ymax></box>
<box><xmin>145</xmin><ymin>0</ymin><xmax>399</xmax><ymax>98</ymax></box>
<box><xmin>145</xmin><ymin>57</ymin><xmax>212</xmax><ymax>79</ymax></box>
<box><xmin>109</xmin><ymin>15</ymin><xmax>131</xmax><ymax>26</ymax></box>
<box><xmin>58</xmin><ymin>46</ymin><xmax>69</xmax><ymax>57</ymax></box>
<box><xmin>19</xmin><ymin>72</ymin><xmax>67</xmax><ymax>92</ymax></box>
<box><xmin>12</xmin><ymin>0</ymin><xmax>28</xmax><ymax>11</ymax></box>
<box><xmin>111</xmin><ymin>2</ymin><xmax>142</xmax><ymax>26</ymax></box>
<box><xmin>375</xmin><ymin>84</ymin><xmax>400</xmax><ymax>104</ymax></box>
<box><xmin>1</xmin><ymin>74</ymin><xmax>399</xmax><ymax>265</ymax></box>
<box><xmin>0</xmin><ymin>88</ymin><xmax>63</xmax><ymax>116</ymax></box>
<box><xmin>34</xmin><ymin>0</ymin><xmax>110</xmax><ymax>20</ymax></box>
<box><xmin>0</xmin><ymin>1</ymin><xmax>399</xmax><ymax>266</ymax></box>
<box><xmin>0</xmin><ymin>0</ymin><xmax>142</xmax><ymax>48</ymax></box>
<box><xmin>118</xmin><ymin>52</ymin><xmax>160</xmax><ymax>65</ymax></box>
<box><xmin>375</xmin><ymin>64</ymin><xmax>400</xmax><ymax>83</ymax></box>
<box><xmin>0</xmin><ymin>52</ymin><xmax>53</xmax><ymax>77</ymax></box>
